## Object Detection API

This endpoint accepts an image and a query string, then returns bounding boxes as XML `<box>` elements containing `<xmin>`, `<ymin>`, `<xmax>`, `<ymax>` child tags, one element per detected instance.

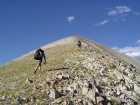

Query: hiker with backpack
<box><xmin>34</xmin><ymin>48</ymin><xmax>46</xmax><ymax>74</ymax></box>
<box><xmin>77</xmin><ymin>40</ymin><xmax>82</xmax><ymax>50</ymax></box>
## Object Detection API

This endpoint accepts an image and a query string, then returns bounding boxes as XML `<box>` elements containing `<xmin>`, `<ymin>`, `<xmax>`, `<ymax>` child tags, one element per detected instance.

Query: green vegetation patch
<box><xmin>130</xmin><ymin>64</ymin><xmax>135</xmax><ymax>68</ymax></box>
<box><xmin>110</xmin><ymin>99</ymin><xmax>122</xmax><ymax>105</ymax></box>
<box><xmin>109</xmin><ymin>63</ymin><xmax>116</xmax><ymax>69</ymax></box>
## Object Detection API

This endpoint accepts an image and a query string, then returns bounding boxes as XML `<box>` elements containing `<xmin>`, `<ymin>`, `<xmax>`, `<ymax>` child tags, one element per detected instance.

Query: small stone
<box><xmin>82</xmin><ymin>87</ymin><xmax>89</xmax><ymax>95</ymax></box>
<box><xmin>85</xmin><ymin>89</ymin><xmax>96</xmax><ymax>103</ymax></box>
<box><xmin>49</xmin><ymin>89</ymin><xmax>62</xmax><ymax>99</ymax></box>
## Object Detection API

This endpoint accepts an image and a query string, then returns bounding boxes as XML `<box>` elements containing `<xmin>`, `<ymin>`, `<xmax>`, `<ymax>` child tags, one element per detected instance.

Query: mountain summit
<box><xmin>0</xmin><ymin>35</ymin><xmax>140</xmax><ymax>105</ymax></box>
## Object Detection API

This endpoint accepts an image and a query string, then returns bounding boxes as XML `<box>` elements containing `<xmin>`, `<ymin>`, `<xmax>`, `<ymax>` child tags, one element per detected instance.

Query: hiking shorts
<box><xmin>37</xmin><ymin>52</ymin><xmax>45</xmax><ymax>66</ymax></box>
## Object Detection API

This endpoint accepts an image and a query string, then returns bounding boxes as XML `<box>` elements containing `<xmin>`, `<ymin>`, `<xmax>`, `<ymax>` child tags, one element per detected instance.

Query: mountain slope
<box><xmin>74</xmin><ymin>36</ymin><xmax>140</xmax><ymax>70</ymax></box>
<box><xmin>0</xmin><ymin>35</ymin><xmax>140</xmax><ymax>105</ymax></box>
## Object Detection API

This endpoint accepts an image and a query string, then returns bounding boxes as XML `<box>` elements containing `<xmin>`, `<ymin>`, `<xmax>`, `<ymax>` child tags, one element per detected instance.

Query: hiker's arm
<box><xmin>44</xmin><ymin>55</ymin><xmax>46</xmax><ymax>64</ymax></box>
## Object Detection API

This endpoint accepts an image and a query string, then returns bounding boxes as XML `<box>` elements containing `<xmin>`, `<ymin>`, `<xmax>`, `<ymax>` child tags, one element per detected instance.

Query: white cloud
<box><xmin>94</xmin><ymin>20</ymin><xmax>109</xmax><ymax>26</ymax></box>
<box><xmin>122</xmin><ymin>18</ymin><xmax>126</xmax><ymax>21</ymax></box>
<box><xmin>108</xmin><ymin>6</ymin><xmax>131</xmax><ymax>16</ymax></box>
<box><xmin>112</xmin><ymin>41</ymin><xmax>140</xmax><ymax>60</ymax></box>
<box><xmin>66</xmin><ymin>16</ymin><xmax>75</xmax><ymax>22</ymax></box>
<box><xmin>125</xmin><ymin>52</ymin><xmax>140</xmax><ymax>57</ymax></box>
<box><xmin>136</xmin><ymin>40</ymin><xmax>140</xmax><ymax>45</ymax></box>
<box><xmin>133</xmin><ymin>12</ymin><xmax>140</xmax><ymax>15</ymax></box>
<box><xmin>108</xmin><ymin>10</ymin><xmax>118</xmax><ymax>16</ymax></box>
<box><xmin>115</xmin><ymin>46</ymin><xmax>140</xmax><ymax>54</ymax></box>
<box><xmin>113</xmin><ymin>14</ymin><xmax>127</xmax><ymax>22</ymax></box>
<box><xmin>137</xmin><ymin>40</ymin><xmax>140</xmax><ymax>43</ymax></box>
<box><xmin>116</xmin><ymin>6</ymin><xmax>131</xmax><ymax>13</ymax></box>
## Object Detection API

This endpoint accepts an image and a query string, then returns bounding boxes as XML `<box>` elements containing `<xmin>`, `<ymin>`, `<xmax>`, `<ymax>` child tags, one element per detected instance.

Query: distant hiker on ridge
<box><xmin>77</xmin><ymin>40</ymin><xmax>82</xmax><ymax>50</ymax></box>
<box><xmin>34</xmin><ymin>48</ymin><xmax>46</xmax><ymax>74</ymax></box>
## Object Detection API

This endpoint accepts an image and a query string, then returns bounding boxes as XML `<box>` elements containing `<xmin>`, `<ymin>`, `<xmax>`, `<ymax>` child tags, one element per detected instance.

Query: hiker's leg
<box><xmin>35</xmin><ymin>64</ymin><xmax>39</xmax><ymax>70</ymax></box>
<box><xmin>79</xmin><ymin>45</ymin><xmax>82</xmax><ymax>50</ymax></box>
<box><xmin>78</xmin><ymin>45</ymin><xmax>80</xmax><ymax>50</ymax></box>
<box><xmin>34</xmin><ymin>60</ymin><xmax>41</xmax><ymax>73</ymax></box>
<box><xmin>35</xmin><ymin>60</ymin><xmax>40</xmax><ymax>70</ymax></box>
<box><xmin>38</xmin><ymin>60</ymin><xmax>42</xmax><ymax>70</ymax></box>
<box><xmin>34</xmin><ymin>64</ymin><xmax>39</xmax><ymax>74</ymax></box>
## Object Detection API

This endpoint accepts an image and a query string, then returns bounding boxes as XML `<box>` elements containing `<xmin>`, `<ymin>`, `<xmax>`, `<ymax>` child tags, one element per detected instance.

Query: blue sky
<box><xmin>0</xmin><ymin>0</ymin><xmax>140</xmax><ymax>66</ymax></box>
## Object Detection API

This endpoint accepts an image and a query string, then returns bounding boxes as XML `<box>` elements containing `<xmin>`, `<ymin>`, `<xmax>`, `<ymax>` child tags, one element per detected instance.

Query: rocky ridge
<box><xmin>0</xmin><ymin>35</ymin><xmax>140</xmax><ymax>105</ymax></box>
